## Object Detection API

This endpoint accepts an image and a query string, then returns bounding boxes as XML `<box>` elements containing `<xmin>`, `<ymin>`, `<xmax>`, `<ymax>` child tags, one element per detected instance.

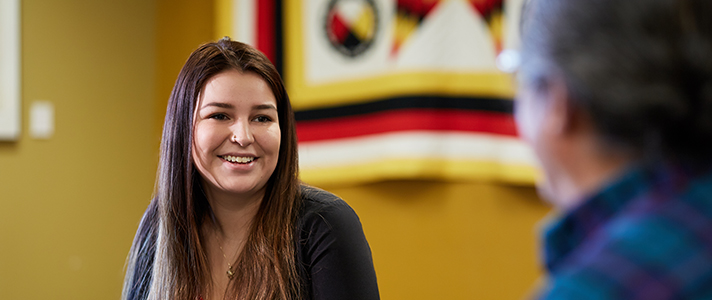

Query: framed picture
<box><xmin>0</xmin><ymin>0</ymin><xmax>21</xmax><ymax>140</ymax></box>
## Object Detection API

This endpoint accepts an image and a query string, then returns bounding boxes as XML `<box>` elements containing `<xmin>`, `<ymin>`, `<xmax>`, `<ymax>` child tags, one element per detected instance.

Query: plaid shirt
<box><xmin>537</xmin><ymin>163</ymin><xmax>712</xmax><ymax>299</ymax></box>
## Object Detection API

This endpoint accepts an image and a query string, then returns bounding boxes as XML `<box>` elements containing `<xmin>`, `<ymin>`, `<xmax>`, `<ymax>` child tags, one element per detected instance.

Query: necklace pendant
<box><xmin>226</xmin><ymin>268</ymin><xmax>235</xmax><ymax>279</ymax></box>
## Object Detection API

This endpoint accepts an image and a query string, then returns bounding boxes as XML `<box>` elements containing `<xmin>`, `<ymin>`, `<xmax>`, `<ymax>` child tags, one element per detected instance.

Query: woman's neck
<box><xmin>202</xmin><ymin>185</ymin><xmax>264</xmax><ymax>242</ymax></box>
<box><xmin>200</xmin><ymin>185</ymin><xmax>265</xmax><ymax>299</ymax></box>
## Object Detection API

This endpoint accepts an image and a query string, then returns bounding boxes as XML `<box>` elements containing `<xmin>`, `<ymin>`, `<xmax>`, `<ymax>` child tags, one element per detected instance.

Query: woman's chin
<box><xmin>223</xmin><ymin>185</ymin><xmax>265</xmax><ymax>196</ymax></box>
<box><xmin>204</xmin><ymin>179</ymin><xmax>268</xmax><ymax>200</ymax></box>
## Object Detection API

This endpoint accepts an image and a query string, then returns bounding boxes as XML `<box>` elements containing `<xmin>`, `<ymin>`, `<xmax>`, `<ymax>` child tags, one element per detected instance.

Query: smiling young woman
<box><xmin>121</xmin><ymin>38</ymin><xmax>380</xmax><ymax>300</ymax></box>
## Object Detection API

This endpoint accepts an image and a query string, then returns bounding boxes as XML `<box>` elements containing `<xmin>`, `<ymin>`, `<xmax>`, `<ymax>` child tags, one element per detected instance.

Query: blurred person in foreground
<box><xmin>516</xmin><ymin>0</ymin><xmax>712</xmax><ymax>298</ymax></box>
<box><xmin>121</xmin><ymin>38</ymin><xmax>379</xmax><ymax>300</ymax></box>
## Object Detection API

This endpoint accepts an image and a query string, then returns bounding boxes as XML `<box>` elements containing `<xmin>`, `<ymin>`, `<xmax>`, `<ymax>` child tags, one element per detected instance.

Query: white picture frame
<box><xmin>0</xmin><ymin>0</ymin><xmax>21</xmax><ymax>140</ymax></box>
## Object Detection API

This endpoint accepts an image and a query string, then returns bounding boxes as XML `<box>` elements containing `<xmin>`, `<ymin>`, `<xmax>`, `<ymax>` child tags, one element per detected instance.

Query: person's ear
<box><xmin>545</xmin><ymin>76</ymin><xmax>580</xmax><ymax>137</ymax></box>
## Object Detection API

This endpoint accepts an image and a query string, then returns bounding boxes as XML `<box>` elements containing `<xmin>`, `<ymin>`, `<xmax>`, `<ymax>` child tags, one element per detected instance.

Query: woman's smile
<box><xmin>220</xmin><ymin>155</ymin><xmax>256</xmax><ymax>164</ymax></box>
<box><xmin>218</xmin><ymin>154</ymin><xmax>259</xmax><ymax>171</ymax></box>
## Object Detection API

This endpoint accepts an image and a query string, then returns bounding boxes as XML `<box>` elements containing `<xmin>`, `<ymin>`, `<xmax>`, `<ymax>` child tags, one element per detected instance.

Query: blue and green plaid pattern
<box><xmin>538</xmin><ymin>163</ymin><xmax>712</xmax><ymax>299</ymax></box>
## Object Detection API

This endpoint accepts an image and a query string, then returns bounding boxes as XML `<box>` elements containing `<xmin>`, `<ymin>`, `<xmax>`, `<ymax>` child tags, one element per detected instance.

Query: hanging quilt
<box><xmin>218</xmin><ymin>0</ymin><xmax>537</xmax><ymax>186</ymax></box>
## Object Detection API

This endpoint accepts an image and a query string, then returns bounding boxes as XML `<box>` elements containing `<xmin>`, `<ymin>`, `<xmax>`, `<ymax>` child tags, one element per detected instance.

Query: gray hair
<box><xmin>519</xmin><ymin>0</ymin><xmax>712</xmax><ymax>163</ymax></box>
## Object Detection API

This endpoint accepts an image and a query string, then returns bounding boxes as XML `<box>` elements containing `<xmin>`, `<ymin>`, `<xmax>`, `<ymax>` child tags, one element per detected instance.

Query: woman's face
<box><xmin>192</xmin><ymin>69</ymin><xmax>281</xmax><ymax>200</ymax></box>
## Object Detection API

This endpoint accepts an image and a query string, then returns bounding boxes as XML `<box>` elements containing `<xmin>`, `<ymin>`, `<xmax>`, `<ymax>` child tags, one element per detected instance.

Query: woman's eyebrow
<box><xmin>200</xmin><ymin>102</ymin><xmax>276</xmax><ymax>110</ymax></box>
<box><xmin>201</xmin><ymin>102</ymin><xmax>233</xmax><ymax>109</ymax></box>
<box><xmin>254</xmin><ymin>104</ymin><xmax>277</xmax><ymax>111</ymax></box>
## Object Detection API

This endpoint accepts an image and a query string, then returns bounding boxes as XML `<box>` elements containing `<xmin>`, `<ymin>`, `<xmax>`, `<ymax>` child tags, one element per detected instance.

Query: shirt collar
<box><xmin>541</xmin><ymin>164</ymin><xmax>650</xmax><ymax>272</ymax></box>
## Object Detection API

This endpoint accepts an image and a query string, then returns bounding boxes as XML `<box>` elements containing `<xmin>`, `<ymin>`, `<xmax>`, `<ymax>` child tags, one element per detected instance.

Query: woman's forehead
<box><xmin>195</xmin><ymin>70</ymin><xmax>277</xmax><ymax>109</ymax></box>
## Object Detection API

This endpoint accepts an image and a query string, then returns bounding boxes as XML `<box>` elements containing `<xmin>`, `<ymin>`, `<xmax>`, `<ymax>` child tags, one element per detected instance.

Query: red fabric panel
<box><xmin>296</xmin><ymin>109</ymin><xmax>518</xmax><ymax>142</ymax></box>
<box><xmin>256</xmin><ymin>0</ymin><xmax>275</xmax><ymax>63</ymax></box>
<box><xmin>468</xmin><ymin>0</ymin><xmax>503</xmax><ymax>17</ymax></box>
<box><xmin>397</xmin><ymin>0</ymin><xmax>440</xmax><ymax>17</ymax></box>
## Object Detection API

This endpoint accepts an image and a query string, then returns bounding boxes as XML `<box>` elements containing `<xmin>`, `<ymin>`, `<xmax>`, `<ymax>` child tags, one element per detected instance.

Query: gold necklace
<box><xmin>215</xmin><ymin>233</ymin><xmax>237</xmax><ymax>279</ymax></box>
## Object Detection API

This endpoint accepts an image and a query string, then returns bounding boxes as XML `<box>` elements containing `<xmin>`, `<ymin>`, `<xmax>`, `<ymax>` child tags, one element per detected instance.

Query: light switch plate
<box><xmin>30</xmin><ymin>101</ymin><xmax>54</xmax><ymax>139</ymax></box>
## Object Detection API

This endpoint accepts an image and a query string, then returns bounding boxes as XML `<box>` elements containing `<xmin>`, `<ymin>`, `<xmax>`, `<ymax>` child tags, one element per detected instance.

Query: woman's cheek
<box><xmin>266</xmin><ymin>124</ymin><xmax>281</xmax><ymax>151</ymax></box>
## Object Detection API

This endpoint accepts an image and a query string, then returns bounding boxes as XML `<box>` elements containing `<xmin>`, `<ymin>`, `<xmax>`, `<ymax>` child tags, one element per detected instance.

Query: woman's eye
<box><xmin>208</xmin><ymin>113</ymin><xmax>229</xmax><ymax>120</ymax></box>
<box><xmin>254</xmin><ymin>115</ymin><xmax>272</xmax><ymax>123</ymax></box>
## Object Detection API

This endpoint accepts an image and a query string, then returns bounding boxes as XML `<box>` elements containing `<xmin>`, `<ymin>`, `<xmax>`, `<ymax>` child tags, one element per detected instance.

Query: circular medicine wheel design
<box><xmin>324</xmin><ymin>0</ymin><xmax>379</xmax><ymax>57</ymax></box>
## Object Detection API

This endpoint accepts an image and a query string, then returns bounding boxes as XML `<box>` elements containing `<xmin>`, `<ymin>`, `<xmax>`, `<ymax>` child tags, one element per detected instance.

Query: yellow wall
<box><xmin>155</xmin><ymin>0</ymin><xmax>215</xmax><ymax>134</ymax></box>
<box><xmin>323</xmin><ymin>181</ymin><xmax>550</xmax><ymax>299</ymax></box>
<box><xmin>0</xmin><ymin>0</ymin><xmax>157</xmax><ymax>298</ymax></box>
<box><xmin>0</xmin><ymin>1</ymin><xmax>551</xmax><ymax>299</ymax></box>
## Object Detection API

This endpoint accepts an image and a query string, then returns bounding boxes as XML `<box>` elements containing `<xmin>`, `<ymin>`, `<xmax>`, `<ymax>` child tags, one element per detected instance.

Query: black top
<box><xmin>296</xmin><ymin>186</ymin><xmax>380</xmax><ymax>299</ymax></box>
<box><xmin>124</xmin><ymin>185</ymin><xmax>379</xmax><ymax>300</ymax></box>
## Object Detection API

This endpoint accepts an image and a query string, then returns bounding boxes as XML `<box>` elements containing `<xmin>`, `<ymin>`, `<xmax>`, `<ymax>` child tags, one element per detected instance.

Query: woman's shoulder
<box><xmin>295</xmin><ymin>185</ymin><xmax>380</xmax><ymax>299</ymax></box>
<box><xmin>300</xmin><ymin>185</ymin><xmax>352</xmax><ymax>214</ymax></box>
<box><xmin>123</xmin><ymin>200</ymin><xmax>159</xmax><ymax>300</ymax></box>
<box><xmin>297</xmin><ymin>184</ymin><xmax>363</xmax><ymax>234</ymax></box>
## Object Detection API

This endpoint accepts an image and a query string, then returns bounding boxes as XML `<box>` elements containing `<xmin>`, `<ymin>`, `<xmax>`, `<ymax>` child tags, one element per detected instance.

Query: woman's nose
<box><xmin>230</xmin><ymin>121</ymin><xmax>254</xmax><ymax>147</ymax></box>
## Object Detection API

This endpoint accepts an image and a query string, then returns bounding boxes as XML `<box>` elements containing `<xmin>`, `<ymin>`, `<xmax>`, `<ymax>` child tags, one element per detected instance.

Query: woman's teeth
<box><xmin>221</xmin><ymin>155</ymin><xmax>255</xmax><ymax>164</ymax></box>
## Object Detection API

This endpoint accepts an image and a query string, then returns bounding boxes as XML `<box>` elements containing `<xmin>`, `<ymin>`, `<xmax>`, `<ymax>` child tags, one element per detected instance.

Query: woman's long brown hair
<box><xmin>122</xmin><ymin>37</ymin><xmax>302</xmax><ymax>300</ymax></box>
